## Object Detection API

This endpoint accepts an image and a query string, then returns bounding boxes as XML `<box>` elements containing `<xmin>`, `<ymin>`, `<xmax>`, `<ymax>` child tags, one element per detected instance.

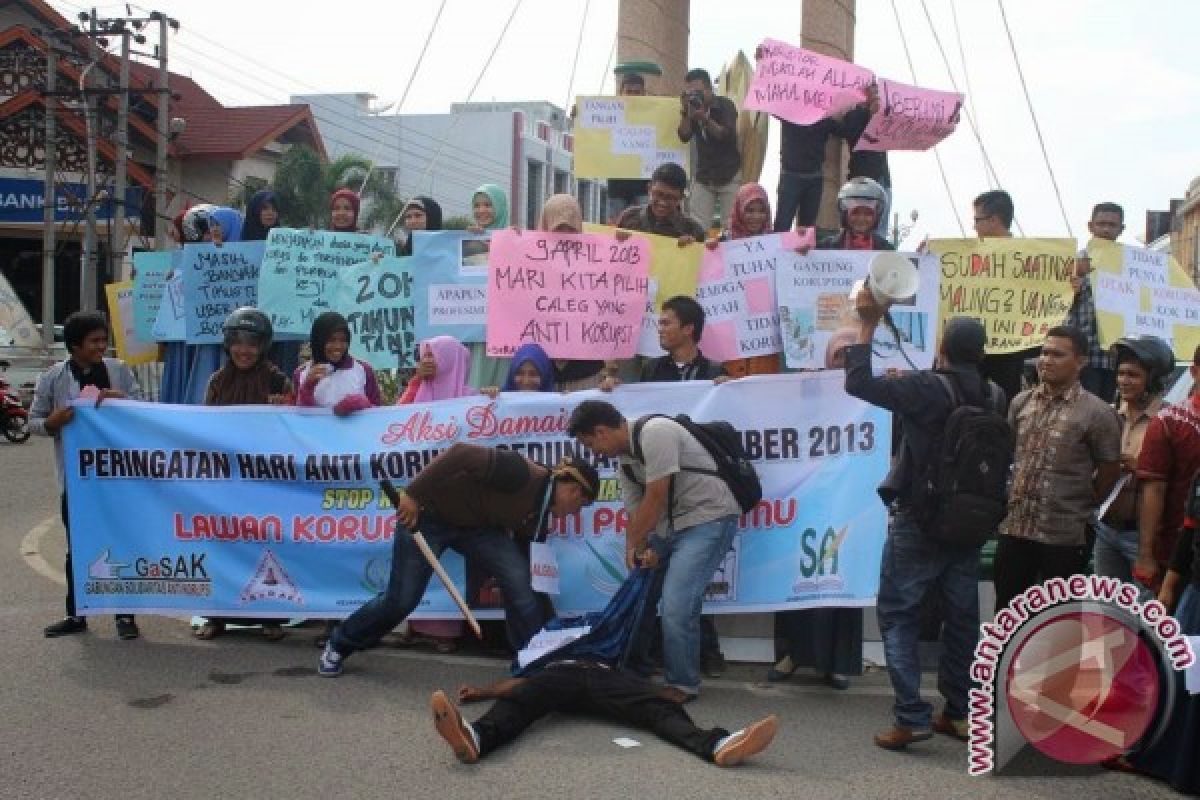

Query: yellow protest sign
<box><xmin>1088</xmin><ymin>238</ymin><xmax>1200</xmax><ymax>360</ymax></box>
<box><xmin>573</xmin><ymin>95</ymin><xmax>689</xmax><ymax>180</ymax></box>
<box><xmin>584</xmin><ymin>223</ymin><xmax>703</xmax><ymax>305</ymax></box>
<box><xmin>929</xmin><ymin>238</ymin><xmax>1077</xmax><ymax>354</ymax></box>
<box><xmin>105</xmin><ymin>281</ymin><xmax>159</xmax><ymax>366</ymax></box>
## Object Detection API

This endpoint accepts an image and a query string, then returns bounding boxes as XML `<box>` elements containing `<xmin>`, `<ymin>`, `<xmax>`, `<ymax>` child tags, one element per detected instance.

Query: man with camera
<box><xmin>676</xmin><ymin>68</ymin><xmax>740</xmax><ymax>232</ymax></box>
<box><xmin>842</xmin><ymin>287</ymin><xmax>1007</xmax><ymax>751</ymax></box>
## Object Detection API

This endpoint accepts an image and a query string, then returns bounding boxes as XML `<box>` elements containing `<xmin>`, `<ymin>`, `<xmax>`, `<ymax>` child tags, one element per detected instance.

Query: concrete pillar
<box><xmin>801</xmin><ymin>0</ymin><xmax>856</xmax><ymax>230</ymax></box>
<box><xmin>616</xmin><ymin>0</ymin><xmax>690</xmax><ymax>97</ymax></box>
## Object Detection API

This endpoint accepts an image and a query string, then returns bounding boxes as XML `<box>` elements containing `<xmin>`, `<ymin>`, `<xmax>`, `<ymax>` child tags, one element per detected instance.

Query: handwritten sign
<box><xmin>0</xmin><ymin>268</ymin><xmax>39</xmax><ymax>347</ymax></box>
<box><xmin>745</xmin><ymin>38</ymin><xmax>874</xmax><ymax>125</ymax></box>
<box><xmin>1090</xmin><ymin>238</ymin><xmax>1200</xmax><ymax>358</ymax></box>
<box><xmin>151</xmin><ymin>271</ymin><xmax>185</xmax><ymax>341</ymax></box>
<box><xmin>573</xmin><ymin>95</ymin><xmax>689</xmax><ymax>180</ymax></box>
<box><xmin>132</xmin><ymin>250</ymin><xmax>174</xmax><ymax>341</ymax></box>
<box><xmin>412</xmin><ymin>231</ymin><xmax>490</xmax><ymax>344</ymax></box>
<box><xmin>637</xmin><ymin>277</ymin><xmax>666</xmax><ymax>357</ymax></box>
<box><xmin>774</xmin><ymin>249</ymin><xmax>939</xmax><ymax>371</ymax></box>
<box><xmin>485</xmin><ymin>230</ymin><xmax>649</xmax><ymax>359</ymax></box>
<box><xmin>258</xmin><ymin>228</ymin><xmax>393</xmax><ymax>337</ymax></box>
<box><xmin>930</xmin><ymin>238</ymin><xmax>1076</xmax><ymax>354</ymax></box>
<box><xmin>104</xmin><ymin>281</ymin><xmax>158</xmax><ymax>366</ymax></box>
<box><xmin>696</xmin><ymin>233</ymin><xmax>804</xmax><ymax>362</ymax></box>
<box><xmin>181</xmin><ymin>241</ymin><xmax>264</xmax><ymax>344</ymax></box>
<box><xmin>333</xmin><ymin>256</ymin><xmax>416</xmax><ymax>371</ymax></box>
<box><xmin>855</xmin><ymin>78</ymin><xmax>963</xmax><ymax>152</ymax></box>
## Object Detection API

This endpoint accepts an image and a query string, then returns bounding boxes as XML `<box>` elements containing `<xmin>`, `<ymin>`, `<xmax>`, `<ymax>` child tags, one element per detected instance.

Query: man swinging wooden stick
<box><xmin>317</xmin><ymin>444</ymin><xmax>598</xmax><ymax>677</ymax></box>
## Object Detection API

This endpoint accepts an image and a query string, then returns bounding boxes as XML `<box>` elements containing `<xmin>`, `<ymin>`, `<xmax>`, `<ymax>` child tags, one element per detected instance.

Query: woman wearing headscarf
<box><xmin>195</xmin><ymin>307</ymin><xmax>292</xmax><ymax>641</ymax></box>
<box><xmin>330</xmin><ymin>188</ymin><xmax>361</xmax><ymax>233</ymax></box>
<box><xmin>293</xmin><ymin>311</ymin><xmax>381</xmax><ymax>413</ymax></box>
<box><xmin>716</xmin><ymin>183</ymin><xmax>783</xmax><ymax>379</ymax></box>
<box><xmin>398</xmin><ymin>196</ymin><xmax>444</xmax><ymax>256</ymax></box>
<box><xmin>241</xmin><ymin>189</ymin><xmax>280</xmax><ymax>242</ymax></box>
<box><xmin>464</xmin><ymin>184</ymin><xmax>512</xmax><ymax>389</ymax></box>
<box><xmin>396</xmin><ymin>335</ymin><xmax>477</xmax><ymax>651</ymax></box>
<box><xmin>159</xmin><ymin>204</ymin><xmax>238</xmax><ymax>405</ymax></box>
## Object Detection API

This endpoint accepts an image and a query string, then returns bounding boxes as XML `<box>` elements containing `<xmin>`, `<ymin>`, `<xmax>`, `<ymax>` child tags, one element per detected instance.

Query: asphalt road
<box><xmin>0</xmin><ymin>435</ymin><xmax>1184</xmax><ymax>799</ymax></box>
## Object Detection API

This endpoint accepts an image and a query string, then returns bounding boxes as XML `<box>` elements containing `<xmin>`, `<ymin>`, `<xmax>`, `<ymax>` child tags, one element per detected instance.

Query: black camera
<box><xmin>686</xmin><ymin>90</ymin><xmax>705</xmax><ymax>109</ymax></box>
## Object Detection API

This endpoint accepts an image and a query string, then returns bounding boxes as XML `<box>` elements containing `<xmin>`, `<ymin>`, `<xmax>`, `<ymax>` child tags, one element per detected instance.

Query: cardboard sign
<box><xmin>573</xmin><ymin>95</ymin><xmax>689</xmax><ymax>180</ymax></box>
<box><xmin>745</xmin><ymin>38</ymin><xmax>874</xmax><ymax>125</ymax></box>
<box><xmin>855</xmin><ymin>78</ymin><xmax>963</xmax><ymax>152</ymax></box>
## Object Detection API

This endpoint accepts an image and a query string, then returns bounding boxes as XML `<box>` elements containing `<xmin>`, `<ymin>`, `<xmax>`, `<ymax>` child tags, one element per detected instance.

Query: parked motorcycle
<box><xmin>0</xmin><ymin>360</ymin><xmax>30</xmax><ymax>443</ymax></box>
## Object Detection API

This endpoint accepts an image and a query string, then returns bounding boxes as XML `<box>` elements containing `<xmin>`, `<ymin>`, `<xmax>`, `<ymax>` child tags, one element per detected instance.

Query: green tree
<box><xmin>262</xmin><ymin>147</ymin><xmax>405</xmax><ymax>235</ymax></box>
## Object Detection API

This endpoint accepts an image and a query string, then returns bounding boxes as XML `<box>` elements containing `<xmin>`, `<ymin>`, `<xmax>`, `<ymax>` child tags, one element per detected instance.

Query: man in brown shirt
<box><xmin>319</xmin><ymin>446</ymin><xmax>598</xmax><ymax>676</ymax></box>
<box><xmin>993</xmin><ymin>325</ymin><xmax>1121</xmax><ymax>611</ymax></box>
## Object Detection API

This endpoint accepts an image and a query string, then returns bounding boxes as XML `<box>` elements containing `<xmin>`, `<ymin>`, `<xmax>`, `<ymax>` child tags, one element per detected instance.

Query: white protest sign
<box><xmin>530</xmin><ymin>541</ymin><xmax>560</xmax><ymax>595</ymax></box>
<box><xmin>516</xmin><ymin>625</ymin><xmax>592</xmax><ymax>669</ymax></box>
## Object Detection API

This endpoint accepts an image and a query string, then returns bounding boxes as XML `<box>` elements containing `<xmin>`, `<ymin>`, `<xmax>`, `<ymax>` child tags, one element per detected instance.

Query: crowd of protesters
<box><xmin>24</xmin><ymin>60</ymin><xmax>1200</xmax><ymax>791</ymax></box>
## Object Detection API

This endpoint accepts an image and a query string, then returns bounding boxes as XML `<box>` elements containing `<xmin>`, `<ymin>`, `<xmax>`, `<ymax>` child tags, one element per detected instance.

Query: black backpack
<box><xmin>623</xmin><ymin>414</ymin><xmax>762</xmax><ymax>524</ymax></box>
<box><xmin>913</xmin><ymin>374</ymin><xmax>1013</xmax><ymax>549</ymax></box>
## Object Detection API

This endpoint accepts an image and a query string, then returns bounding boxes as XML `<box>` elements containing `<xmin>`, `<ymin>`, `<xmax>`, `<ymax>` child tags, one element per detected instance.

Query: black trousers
<box><xmin>992</xmin><ymin>535</ymin><xmax>1088</xmax><ymax>612</ymax></box>
<box><xmin>473</xmin><ymin>662</ymin><xmax>728</xmax><ymax>759</ymax></box>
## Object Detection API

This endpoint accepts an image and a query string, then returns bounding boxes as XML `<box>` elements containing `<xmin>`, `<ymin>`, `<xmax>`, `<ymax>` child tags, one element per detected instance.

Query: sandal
<box><xmin>194</xmin><ymin>621</ymin><xmax>225</xmax><ymax>640</ymax></box>
<box><xmin>262</xmin><ymin>624</ymin><xmax>285</xmax><ymax>642</ymax></box>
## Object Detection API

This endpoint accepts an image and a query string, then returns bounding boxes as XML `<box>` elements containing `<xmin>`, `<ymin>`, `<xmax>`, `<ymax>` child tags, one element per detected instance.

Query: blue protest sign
<box><xmin>181</xmin><ymin>241</ymin><xmax>265</xmax><ymax>344</ymax></box>
<box><xmin>411</xmin><ymin>230</ymin><xmax>489</xmax><ymax>344</ymax></box>
<box><xmin>333</xmin><ymin>256</ymin><xmax>417</xmax><ymax>371</ymax></box>
<box><xmin>132</xmin><ymin>250</ymin><xmax>174</xmax><ymax>341</ymax></box>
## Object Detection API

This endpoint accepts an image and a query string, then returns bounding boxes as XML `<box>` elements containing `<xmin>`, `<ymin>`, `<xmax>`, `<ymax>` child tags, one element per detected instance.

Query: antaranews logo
<box><xmin>968</xmin><ymin>574</ymin><xmax>1195</xmax><ymax>776</ymax></box>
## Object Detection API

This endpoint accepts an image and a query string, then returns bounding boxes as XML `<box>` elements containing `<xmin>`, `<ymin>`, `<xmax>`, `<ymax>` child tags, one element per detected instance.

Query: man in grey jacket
<box><xmin>30</xmin><ymin>311</ymin><xmax>142</xmax><ymax>639</ymax></box>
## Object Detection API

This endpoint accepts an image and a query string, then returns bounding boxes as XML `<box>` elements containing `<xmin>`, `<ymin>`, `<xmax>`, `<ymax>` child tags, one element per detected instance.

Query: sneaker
<box><xmin>317</xmin><ymin>641</ymin><xmax>344</xmax><ymax>677</ymax></box>
<box><xmin>702</xmin><ymin>651</ymin><xmax>727</xmax><ymax>679</ymax></box>
<box><xmin>115</xmin><ymin>616</ymin><xmax>139</xmax><ymax>640</ymax></box>
<box><xmin>44</xmin><ymin>616</ymin><xmax>87</xmax><ymax>638</ymax></box>
<box><xmin>824</xmin><ymin>672</ymin><xmax>850</xmax><ymax>690</ymax></box>
<box><xmin>713</xmin><ymin>715</ymin><xmax>779</xmax><ymax>767</ymax></box>
<box><xmin>932</xmin><ymin>712</ymin><xmax>969</xmax><ymax>741</ymax></box>
<box><xmin>431</xmin><ymin>690</ymin><xmax>479</xmax><ymax>763</ymax></box>
<box><xmin>873</xmin><ymin>725</ymin><xmax>934</xmax><ymax>751</ymax></box>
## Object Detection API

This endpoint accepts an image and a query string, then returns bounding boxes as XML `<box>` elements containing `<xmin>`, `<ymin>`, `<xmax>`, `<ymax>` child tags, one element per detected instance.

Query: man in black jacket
<box><xmin>843</xmin><ymin>290</ymin><xmax>1005</xmax><ymax>752</ymax></box>
<box><xmin>639</xmin><ymin>295</ymin><xmax>727</xmax><ymax>383</ymax></box>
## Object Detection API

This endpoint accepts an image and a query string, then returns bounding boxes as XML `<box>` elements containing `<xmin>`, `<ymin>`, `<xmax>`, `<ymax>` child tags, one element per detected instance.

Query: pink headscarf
<box><xmin>413</xmin><ymin>336</ymin><xmax>473</xmax><ymax>402</ymax></box>
<box><xmin>538</xmin><ymin>193</ymin><xmax>584</xmax><ymax>233</ymax></box>
<box><xmin>330</xmin><ymin>188</ymin><xmax>361</xmax><ymax>232</ymax></box>
<box><xmin>729</xmin><ymin>183</ymin><xmax>772</xmax><ymax>240</ymax></box>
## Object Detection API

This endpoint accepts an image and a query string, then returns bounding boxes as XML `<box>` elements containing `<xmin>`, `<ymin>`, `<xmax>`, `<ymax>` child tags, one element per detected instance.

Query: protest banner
<box><xmin>411</xmin><ymin>230</ymin><xmax>490</xmax><ymax>344</ymax></box>
<box><xmin>181</xmin><ymin>241</ymin><xmax>265</xmax><ymax>345</ymax></box>
<box><xmin>132</xmin><ymin>250</ymin><xmax>174</xmax><ymax>341</ymax></box>
<box><xmin>584</xmin><ymin>223</ymin><xmax>704</xmax><ymax>308</ymax></box>
<box><xmin>854</xmin><ymin>78</ymin><xmax>963</xmax><ymax>152</ymax></box>
<box><xmin>257</xmin><ymin>228</ymin><xmax>393</xmax><ymax>337</ymax></box>
<box><xmin>63</xmin><ymin>373</ymin><xmax>889</xmax><ymax>618</ymax></box>
<box><xmin>486</xmin><ymin>230</ymin><xmax>650</xmax><ymax>359</ymax></box>
<box><xmin>929</xmin><ymin>238</ymin><xmax>1076</xmax><ymax>354</ymax></box>
<box><xmin>150</xmin><ymin>271</ymin><xmax>185</xmax><ymax>341</ymax></box>
<box><xmin>333</xmin><ymin>256</ymin><xmax>416</xmax><ymax>371</ymax></box>
<box><xmin>744</xmin><ymin>38</ymin><xmax>874</xmax><ymax>125</ymax></box>
<box><xmin>573</xmin><ymin>95</ymin><xmax>689</xmax><ymax>180</ymax></box>
<box><xmin>697</xmin><ymin>231</ymin><xmax>815</xmax><ymax>362</ymax></box>
<box><xmin>104</xmin><ymin>281</ymin><xmax>158</xmax><ymax>366</ymax></box>
<box><xmin>1089</xmin><ymin>238</ymin><xmax>1200</xmax><ymax>358</ymax></box>
<box><xmin>774</xmin><ymin>249</ymin><xmax>940</xmax><ymax>372</ymax></box>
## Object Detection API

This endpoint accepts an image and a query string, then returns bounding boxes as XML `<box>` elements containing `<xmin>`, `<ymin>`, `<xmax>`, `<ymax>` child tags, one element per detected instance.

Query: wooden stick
<box><xmin>411</xmin><ymin>530</ymin><xmax>483</xmax><ymax>640</ymax></box>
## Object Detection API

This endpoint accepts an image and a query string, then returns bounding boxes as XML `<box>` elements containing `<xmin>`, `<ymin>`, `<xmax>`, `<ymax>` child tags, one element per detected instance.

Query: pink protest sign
<box><xmin>745</xmin><ymin>38</ymin><xmax>874</xmax><ymax>125</ymax></box>
<box><xmin>855</xmin><ymin>78</ymin><xmax>963</xmax><ymax>152</ymax></box>
<box><xmin>485</xmin><ymin>230</ymin><xmax>649</xmax><ymax>359</ymax></box>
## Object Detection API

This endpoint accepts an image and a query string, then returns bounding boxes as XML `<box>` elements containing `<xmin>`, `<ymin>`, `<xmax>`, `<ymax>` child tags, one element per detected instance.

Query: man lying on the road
<box><xmin>430</xmin><ymin>658</ymin><xmax>778</xmax><ymax>767</ymax></box>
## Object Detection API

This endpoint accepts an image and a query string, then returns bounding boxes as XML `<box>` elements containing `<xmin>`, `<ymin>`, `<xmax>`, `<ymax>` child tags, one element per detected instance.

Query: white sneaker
<box><xmin>317</xmin><ymin>641</ymin><xmax>344</xmax><ymax>677</ymax></box>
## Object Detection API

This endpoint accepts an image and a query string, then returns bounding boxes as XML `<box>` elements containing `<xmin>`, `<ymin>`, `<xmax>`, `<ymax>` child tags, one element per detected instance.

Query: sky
<box><xmin>46</xmin><ymin>0</ymin><xmax>1200</xmax><ymax>248</ymax></box>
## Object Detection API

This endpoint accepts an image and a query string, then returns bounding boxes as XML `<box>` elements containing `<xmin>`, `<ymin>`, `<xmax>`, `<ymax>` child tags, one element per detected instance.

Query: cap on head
<box><xmin>553</xmin><ymin>455</ymin><xmax>600</xmax><ymax>502</ymax></box>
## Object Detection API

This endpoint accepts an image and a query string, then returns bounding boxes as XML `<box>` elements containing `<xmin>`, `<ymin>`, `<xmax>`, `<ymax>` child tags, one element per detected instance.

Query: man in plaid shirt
<box><xmin>1066</xmin><ymin>202</ymin><xmax>1125</xmax><ymax>401</ymax></box>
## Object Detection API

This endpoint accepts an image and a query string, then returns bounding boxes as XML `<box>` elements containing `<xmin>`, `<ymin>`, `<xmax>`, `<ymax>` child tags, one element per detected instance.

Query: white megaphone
<box><xmin>850</xmin><ymin>252</ymin><xmax>920</xmax><ymax>310</ymax></box>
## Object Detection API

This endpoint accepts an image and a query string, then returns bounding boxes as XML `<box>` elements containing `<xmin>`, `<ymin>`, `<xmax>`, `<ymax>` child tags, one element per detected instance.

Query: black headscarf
<box><xmin>310</xmin><ymin>311</ymin><xmax>351</xmax><ymax>365</ymax></box>
<box><xmin>242</xmin><ymin>190</ymin><xmax>279</xmax><ymax>241</ymax></box>
<box><xmin>399</xmin><ymin>196</ymin><xmax>444</xmax><ymax>256</ymax></box>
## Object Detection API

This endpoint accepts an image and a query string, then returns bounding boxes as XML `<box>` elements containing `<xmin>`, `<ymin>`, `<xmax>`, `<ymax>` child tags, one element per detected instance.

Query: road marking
<box><xmin>20</xmin><ymin>515</ymin><xmax>65</xmax><ymax>586</ymax></box>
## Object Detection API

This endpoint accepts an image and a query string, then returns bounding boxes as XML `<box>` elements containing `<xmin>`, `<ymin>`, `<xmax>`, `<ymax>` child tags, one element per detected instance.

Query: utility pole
<box><xmin>153</xmin><ymin>12</ymin><xmax>171</xmax><ymax>250</ymax></box>
<box><xmin>80</xmin><ymin>7</ymin><xmax>99</xmax><ymax>312</ymax></box>
<box><xmin>113</xmin><ymin>26</ymin><xmax>130</xmax><ymax>281</ymax></box>
<box><xmin>41</xmin><ymin>44</ymin><xmax>57</xmax><ymax>347</ymax></box>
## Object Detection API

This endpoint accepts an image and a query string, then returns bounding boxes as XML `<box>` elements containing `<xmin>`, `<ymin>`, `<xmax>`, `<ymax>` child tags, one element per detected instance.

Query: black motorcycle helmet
<box><xmin>1110</xmin><ymin>334</ymin><xmax>1174</xmax><ymax>395</ymax></box>
<box><xmin>222</xmin><ymin>307</ymin><xmax>273</xmax><ymax>355</ymax></box>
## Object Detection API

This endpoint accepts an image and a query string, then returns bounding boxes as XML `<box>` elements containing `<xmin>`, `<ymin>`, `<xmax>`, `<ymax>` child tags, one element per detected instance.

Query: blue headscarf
<box><xmin>209</xmin><ymin>206</ymin><xmax>244</xmax><ymax>244</ymax></box>
<box><xmin>242</xmin><ymin>190</ymin><xmax>278</xmax><ymax>241</ymax></box>
<box><xmin>501</xmin><ymin>343</ymin><xmax>555</xmax><ymax>392</ymax></box>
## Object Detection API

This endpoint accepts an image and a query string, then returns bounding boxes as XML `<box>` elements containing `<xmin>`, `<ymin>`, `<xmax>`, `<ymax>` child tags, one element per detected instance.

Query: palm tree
<box><xmin>265</xmin><ymin>147</ymin><xmax>404</xmax><ymax>235</ymax></box>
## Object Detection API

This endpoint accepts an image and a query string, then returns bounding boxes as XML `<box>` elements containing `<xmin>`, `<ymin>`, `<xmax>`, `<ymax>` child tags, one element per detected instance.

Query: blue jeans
<box><xmin>774</xmin><ymin>171</ymin><xmax>824</xmax><ymax>231</ymax></box>
<box><xmin>876</xmin><ymin>511</ymin><xmax>980</xmax><ymax>729</ymax></box>
<box><xmin>331</xmin><ymin>515</ymin><xmax>542</xmax><ymax>656</ymax></box>
<box><xmin>1093</xmin><ymin>520</ymin><xmax>1153</xmax><ymax>602</ymax></box>
<box><xmin>636</xmin><ymin>515</ymin><xmax>738</xmax><ymax>695</ymax></box>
